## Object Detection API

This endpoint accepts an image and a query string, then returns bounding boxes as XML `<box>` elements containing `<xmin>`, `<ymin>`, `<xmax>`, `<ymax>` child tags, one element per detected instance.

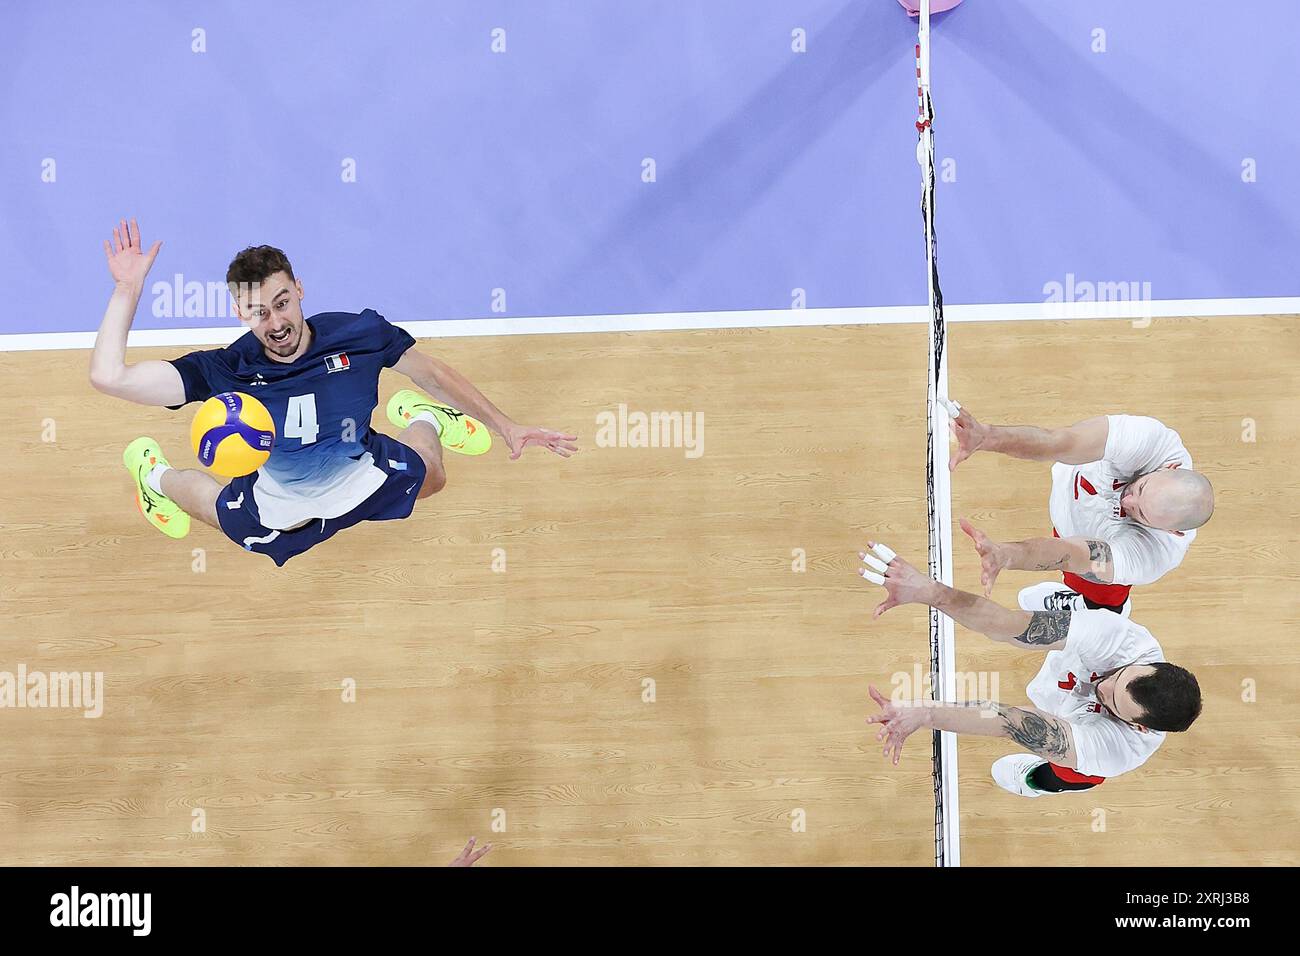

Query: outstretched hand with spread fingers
<box><xmin>503</xmin><ymin>423</ymin><xmax>579</xmax><ymax>460</ymax></box>
<box><xmin>947</xmin><ymin>400</ymin><xmax>990</xmax><ymax>472</ymax></box>
<box><xmin>866</xmin><ymin>684</ymin><xmax>927</xmax><ymax>765</ymax></box>
<box><xmin>859</xmin><ymin>540</ymin><xmax>937</xmax><ymax>619</ymax></box>
<box><xmin>960</xmin><ymin>517</ymin><xmax>1010</xmax><ymax>597</ymax></box>
<box><xmin>103</xmin><ymin>218</ymin><xmax>162</xmax><ymax>287</ymax></box>
<box><xmin>449</xmin><ymin>836</ymin><xmax>493</xmax><ymax>867</ymax></box>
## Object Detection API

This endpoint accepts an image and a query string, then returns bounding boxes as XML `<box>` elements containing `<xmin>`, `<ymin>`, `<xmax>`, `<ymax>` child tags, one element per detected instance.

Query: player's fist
<box><xmin>103</xmin><ymin>218</ymin><xmax>161</xmax><ymax>287</ymax></box>
<box><xmin>960</xmin><ymin>517</ymin><xmax>1009</xmax><ymax>597</ymax></box>
<box><xmin>949</xmin><ymin>403</ymin><xmax>989</xmax><ymax>471</ymax></box>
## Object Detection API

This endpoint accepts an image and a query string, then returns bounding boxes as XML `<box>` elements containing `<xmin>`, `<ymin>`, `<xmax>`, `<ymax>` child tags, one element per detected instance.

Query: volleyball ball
<box><xmin>191</xmin><ymin>391</ymin><xmax>276</xmax><ymax>478</ymax></box>
<box><xmin>898</xmin><ymin>0</ymin><xmax>964</xmax><ymax>14</ymax></box>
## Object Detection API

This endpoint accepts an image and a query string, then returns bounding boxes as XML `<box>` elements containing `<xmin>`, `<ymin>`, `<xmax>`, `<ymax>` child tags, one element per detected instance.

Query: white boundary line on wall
<box><xmin>2</xmin><ymin>296</ymin><xmax>1296</xmax><ymax>353</ymax></box>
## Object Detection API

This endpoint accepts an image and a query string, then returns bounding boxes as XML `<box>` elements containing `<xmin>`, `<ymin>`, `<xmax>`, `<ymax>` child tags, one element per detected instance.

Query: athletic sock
<box><xmin>411</xmin><ymin>410</ymin><xmax>443</xmax><ymax>435</ymax></box>
<box><xmin>145</xmin><ymin>463</ymin><xmax>171</xmax><ymax>496</ymax></box>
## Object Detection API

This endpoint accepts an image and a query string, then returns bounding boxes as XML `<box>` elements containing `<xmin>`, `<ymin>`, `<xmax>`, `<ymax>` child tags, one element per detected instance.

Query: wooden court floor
<box><xmin>0</xmin><ymin>314</ymin><xmax>1295</xmax><ymax>866</ymax></box>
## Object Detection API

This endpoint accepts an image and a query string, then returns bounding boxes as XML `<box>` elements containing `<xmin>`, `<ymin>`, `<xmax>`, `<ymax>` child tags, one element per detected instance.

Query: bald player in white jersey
<box><xmin>859</xmin><ymin>541</ymin><xmax>1202</xmax><ymax>796</ymax></box>
<box><xmin>945</xmin><ymin>404</ymin><xmax>1214</xmax><ymax>617</ymax></box>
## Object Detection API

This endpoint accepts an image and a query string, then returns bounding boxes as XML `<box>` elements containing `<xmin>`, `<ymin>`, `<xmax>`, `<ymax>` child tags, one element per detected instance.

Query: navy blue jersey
<box><xmin>169</xmin><ymin>309</ymin><xmax>415</xmax><ymax>499</ymax></box>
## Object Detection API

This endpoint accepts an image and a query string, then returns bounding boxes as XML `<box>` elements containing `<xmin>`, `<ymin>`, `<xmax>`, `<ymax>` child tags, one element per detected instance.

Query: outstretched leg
<box><xmin>393</xmin><ymin>420</ymin><xmax>447</xmax><ymax>499</ymax></box>
<box><xmin>123</xmin><ymin>436</ymin><xmax>219</xmax><ymax>539</ymax></box>
<box><xmin>158</xmin><ymin>467</ymin><xmax>223</xmax><ymax>528</ymax></box>
<box><xmin>384</xmin><ymin>388</ymin><xmax>494</xmax><ymax>501</ymax></box>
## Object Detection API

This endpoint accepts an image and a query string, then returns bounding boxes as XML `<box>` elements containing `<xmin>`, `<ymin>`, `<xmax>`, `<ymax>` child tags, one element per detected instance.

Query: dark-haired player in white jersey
<box><xmin>91</xmin><ymin>219</ymin><xmax>577</xmax><ymax>565</ymax></box>
<box><xmin>859</xmin><ymin>541</ymin><xmax>1202</xmax><ymax>796</ymax></box>
<box><xmin>945</xmin><ymin>401</ymin><xmax>1213</xmax><ymax>617</ymax></box>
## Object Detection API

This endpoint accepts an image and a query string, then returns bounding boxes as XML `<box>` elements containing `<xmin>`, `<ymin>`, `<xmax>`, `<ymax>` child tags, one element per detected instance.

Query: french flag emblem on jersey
<box><xmin>324</xmin><ymin>352</ymin><xmax>350</xmax><ymax>373</ymax></box>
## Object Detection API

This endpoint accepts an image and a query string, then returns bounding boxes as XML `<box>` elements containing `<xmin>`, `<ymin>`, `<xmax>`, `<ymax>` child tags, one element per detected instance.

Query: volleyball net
<box><xmin>914</xmin><ymin>0</ymin><xmax>961</xmax><ymax>868</ymax></box>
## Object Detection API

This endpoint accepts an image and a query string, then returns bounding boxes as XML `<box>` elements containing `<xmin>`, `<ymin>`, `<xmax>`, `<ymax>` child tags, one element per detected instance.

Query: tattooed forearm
<box><xmin>1014</xmin><ymin>610</ymin><xmax>1072</xmax><ymax>646</ymax></box>
<box><xmin>920</xmin><ymin>702</ymin><xmax>1075</xmax><ymax>768</ymax></box>
<box><xmin>996</xmin><ymin>705</ymin><xmax>1072</xmax><ymax>760</ymax></box>
<box><xmin>1030</xmin><ymin>557</ymin><xmax>1070</xmax><ymax>571</ymax></box>
<box><xmin>1079</xmin><ymin>539</ymin><xmax>1113</xmax><ymax>584</ymax></box>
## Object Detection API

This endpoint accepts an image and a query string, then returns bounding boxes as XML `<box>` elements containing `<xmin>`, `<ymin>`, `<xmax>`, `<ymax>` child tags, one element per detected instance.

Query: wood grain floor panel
<box><xmin>0</xmin><ymin>314</ymin><xmax>1294</xmax><ymax>865</ymax></box>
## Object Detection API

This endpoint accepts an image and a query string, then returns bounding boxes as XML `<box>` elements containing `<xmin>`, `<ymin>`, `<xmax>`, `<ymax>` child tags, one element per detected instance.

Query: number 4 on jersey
<box><xmin>284</xmin><ymin>394</ymin><xmax>320</xmax><ymax>444</ymax></box>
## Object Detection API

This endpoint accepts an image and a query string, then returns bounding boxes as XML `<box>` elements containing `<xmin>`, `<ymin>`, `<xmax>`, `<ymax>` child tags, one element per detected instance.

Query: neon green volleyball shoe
<box><xmin>122</xmin><ymin>437</ymin><xmax>191</xmax><ymax>539</ymax></box>
<box><xmin>387</xmin><ymin>389</ymin><xmax>492</xmax><ymax>456</ymax></box>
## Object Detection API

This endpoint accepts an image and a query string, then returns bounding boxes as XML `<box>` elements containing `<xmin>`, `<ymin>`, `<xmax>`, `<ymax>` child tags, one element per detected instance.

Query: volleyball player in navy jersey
<box><xmin>91</xmin><ymin>219</ymin><xmax>577</xmax><ymax>565</ymax></box>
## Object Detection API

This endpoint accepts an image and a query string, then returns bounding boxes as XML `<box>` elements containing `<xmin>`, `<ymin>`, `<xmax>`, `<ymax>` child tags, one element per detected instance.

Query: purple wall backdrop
<box><xmin>1</xmin><ymin>0</ymin><xmax>1296</xmax><ymax>336</ymax></box>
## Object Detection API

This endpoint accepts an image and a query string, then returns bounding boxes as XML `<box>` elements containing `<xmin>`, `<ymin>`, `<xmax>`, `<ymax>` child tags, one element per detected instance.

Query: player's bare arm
<box><xmin>860</xmin><ymin>542</ymin><xmax>1066</xmax><ymax>648</ymax></box>
<box><xmin>866</xmin><ymin>687</ymin><xmax>1078</xmax><ymax>767</ymax></box>
<box><xmin>392</xmin><ymin>348</ymin><xmax>578</xmax><ymax>460</ymax></box>
<box><xmin>960</xmin><ymin>518</ymin><xmax>1115</xmax><ymax>594</ymax></box>
<box><xmin>90</xmin><ymin>218</ymin><xmax>187</xmax><ymax>407</ymax></box>
<box><xmin>949</xmin><ymin>404</ymin><xmax>1110</xmax><ymax>471</ymax></box>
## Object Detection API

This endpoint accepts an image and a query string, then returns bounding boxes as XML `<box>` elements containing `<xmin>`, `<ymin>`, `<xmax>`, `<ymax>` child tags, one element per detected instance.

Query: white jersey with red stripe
<box><xmin>1047</xmin><ymin>414</ymin><xmax>1195</xmax><ymax>586</ymax></box>
<box><xmin>1026</xmin><ymin>610</ymin><xmax>1166</xmax><ymax>778</ymax></box>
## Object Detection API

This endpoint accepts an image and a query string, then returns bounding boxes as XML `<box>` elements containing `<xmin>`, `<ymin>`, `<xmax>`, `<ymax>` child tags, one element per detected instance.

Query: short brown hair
<box><xmin>226</xmin><ymin>245</ymin><xmax>296</xmax><ymax>289</ymax></box>
<box><xmin>1129</xmin><ymin>662</ymin><xmax>1202</xmax><ymax>732</ymax></box>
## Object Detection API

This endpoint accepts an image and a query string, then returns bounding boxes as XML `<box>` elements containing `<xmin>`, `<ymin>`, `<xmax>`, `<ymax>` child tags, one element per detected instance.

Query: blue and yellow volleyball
<box><xmin>190</xmin><ymin>391</ymin><xmax>275</xmax><ymax>478</ymax></box>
